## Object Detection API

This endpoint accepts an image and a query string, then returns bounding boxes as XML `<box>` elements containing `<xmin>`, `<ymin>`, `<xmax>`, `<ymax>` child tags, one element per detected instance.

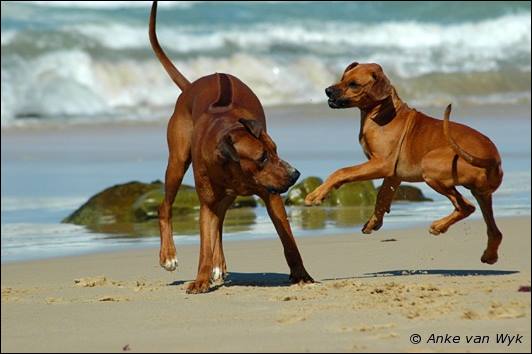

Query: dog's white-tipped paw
<box><xmin>161</xmin><ymin>257</ymin><xmax>178</xmax><ymax>271</ymax></box>
<box><xmin>211</xmin><ymin>266</ymin><xmax>222</xmax><ymax>281</ymax></box>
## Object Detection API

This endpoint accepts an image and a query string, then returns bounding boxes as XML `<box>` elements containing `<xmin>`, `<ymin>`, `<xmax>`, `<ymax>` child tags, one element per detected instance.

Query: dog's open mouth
<box><xmin>267</xmin><ymin>185</ymin><xmax>290</xmax><ymax>194</ymax></box>
<box><xmin>328</xmin><ymin>98</ymin><xmax>348</xmax><ymax>109</ymax></box>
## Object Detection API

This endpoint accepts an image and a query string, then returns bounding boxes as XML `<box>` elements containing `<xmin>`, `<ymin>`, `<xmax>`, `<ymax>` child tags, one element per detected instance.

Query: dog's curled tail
<box><xmin>443</xmin><ymin>104</ymin><xmax>496</xmax><ymax>169</ymax></box>
<box><xmin>149</xmin><ymin>1</ymin><xmax>190</xmax><ymax>91</ymax></box>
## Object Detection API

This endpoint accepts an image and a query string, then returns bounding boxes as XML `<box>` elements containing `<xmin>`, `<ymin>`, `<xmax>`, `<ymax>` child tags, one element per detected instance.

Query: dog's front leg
<box><xmin>261</xmin><ymin>193</ymin><xmax>314</xmax><ymax>284</ymax></box>
<box><xmin>305</xmin><ymin>159</ymin><xmax>392</xmax><ymax>206</ymax></box>
<box><xmin>210</xmin><ymin>196</ymin><xmax>235</xmax><ymax>282</ymax></box>
<box><xmin>187</xmin><ymin>204</ymin><xmax>217</xmax><ymax>294</ymax></box>
<box><xmin>362</xmin><ymin>177</ymin><xmax>400</xmax><ymax>234</ymax></box>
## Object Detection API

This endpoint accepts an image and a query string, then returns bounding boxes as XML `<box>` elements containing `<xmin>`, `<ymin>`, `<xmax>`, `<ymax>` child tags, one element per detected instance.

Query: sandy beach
<box><xmin>2</xmin><ymin>216</ymin><xmax>530</xmax><ymax>352</ymax></box>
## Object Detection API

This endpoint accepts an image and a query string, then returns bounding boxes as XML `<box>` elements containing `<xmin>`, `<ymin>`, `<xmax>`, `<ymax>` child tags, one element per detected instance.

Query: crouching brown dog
<box><xmin>305</xmin><ymin>62</ymin><xmax>503</xmax><ymax>264</ymax></box>
<box><xmin>149</xmin><ymin>2</ymin><xmax>313</xmax><ymax>293</ymax></box>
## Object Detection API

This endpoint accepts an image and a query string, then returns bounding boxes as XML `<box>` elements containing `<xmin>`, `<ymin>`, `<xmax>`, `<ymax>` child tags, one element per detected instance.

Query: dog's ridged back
<box><xmin>211</xmin><ymin>73</ymin><xmax>233</xmax><ymax>109</ymax></box>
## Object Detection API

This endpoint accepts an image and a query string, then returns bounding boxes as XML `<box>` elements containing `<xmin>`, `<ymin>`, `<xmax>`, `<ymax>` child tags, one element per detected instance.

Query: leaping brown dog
<box><xmin>149</xmin><ymin>2</ymin><xmax>313</xmax><ymax>293</ymax></box>
<box><xmin>305</xmin><ymin>62</ymin><xmax>503</xmax><ymax>264</ymax></box>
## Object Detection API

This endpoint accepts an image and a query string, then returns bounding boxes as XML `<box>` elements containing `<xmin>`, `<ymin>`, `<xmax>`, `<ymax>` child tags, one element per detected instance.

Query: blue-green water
<box><xmin>1</xmin><ymin>106</ymin><xmax>530</xmax><ymax>262</ymax></box>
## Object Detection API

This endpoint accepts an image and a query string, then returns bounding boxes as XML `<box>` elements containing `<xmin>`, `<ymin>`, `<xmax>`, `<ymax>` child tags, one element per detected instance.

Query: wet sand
<box><xmin>2</xmin><ymin>216</ymin><xmax>530</xmax><ymax>352</ymax></box>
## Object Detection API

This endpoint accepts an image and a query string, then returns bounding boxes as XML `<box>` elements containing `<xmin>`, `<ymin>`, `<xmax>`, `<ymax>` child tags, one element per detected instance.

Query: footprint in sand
<box><xmin>74</xmin><ymin>276</ymin><xmax>108</xmax><ymax>287</ymax></box>
<box><xmin>98</xmin><ymin>296</ymin><xmax>130</xmax><ymax>302</ymax></box>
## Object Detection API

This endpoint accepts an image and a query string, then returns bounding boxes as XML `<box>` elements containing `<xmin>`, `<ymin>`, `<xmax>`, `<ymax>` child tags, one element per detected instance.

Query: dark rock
<box><xmin>377</xmin><ymin>184</ymin><xmax>433</xmax><ymax>202</ymax></box>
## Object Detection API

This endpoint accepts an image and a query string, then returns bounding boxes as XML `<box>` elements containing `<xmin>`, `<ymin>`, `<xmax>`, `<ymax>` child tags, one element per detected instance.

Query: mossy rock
<box><xmin>62</xmin><ymin>181</ymin><xmax>163</xmax><ymax>225</ymax></box>
<box><xmin>285</xmin><ymin>176</ymin><xmax>376</xmax><ymax>207</ymax></box>
<box><xmin>328</xmin><ymin>180</ymin><xmax>377</xmax><ymax>206</ymax></box>
<box><xmin>376</xmin><ymin>184</ymin><xmax>433</xmax><ymax>202</ymax></box>
<box><xmin>132</xmin><ymin>185</ymin><xmax>199</xmax><ymax>221</ymax></box>
<box><xmin>63</xmin><ymin>180</ymin><xmax>258</xmax><ymax>231</ymax></box>
<box><xmin>132</xmin><ymin>188</ymin><xmax>256</xmax><ymax>221</ymax></box>
<box><xmin>285</xmin><ymin>177</ymin><xmax>323</xmax><ymax>206</ymax></box>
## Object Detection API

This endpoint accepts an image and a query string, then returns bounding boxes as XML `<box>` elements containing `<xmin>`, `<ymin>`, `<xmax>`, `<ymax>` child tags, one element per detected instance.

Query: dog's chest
<box><xmin>395</xmin><ymin>157</ymin><xmax>423</xmax><ymax>182</ymax></box>
<box><xmin>359</xmin><ymin>135</ymin><xmax>372</xmax><ymax>159</ymax></box>
<box><xmin>395</xmin><ymin>139</ymin><xmax>424</xmax><ymax>182</ymax></box>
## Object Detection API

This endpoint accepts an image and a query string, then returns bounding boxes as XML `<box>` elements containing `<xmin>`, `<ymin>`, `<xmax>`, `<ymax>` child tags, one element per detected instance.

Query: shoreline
<box><xmin>1</xmin><ymin>213</ymin><xmax>527</xmax><ymax>266</ymax></box>
<box><xmin>2</xmin><ymin>216</ymin><xmax>530</xmax><ymax>352</ymax></box>
<box><xmin>1</xmin><ymin>101</ymin><xmax>531</xmax><ymax>133</ymax></box>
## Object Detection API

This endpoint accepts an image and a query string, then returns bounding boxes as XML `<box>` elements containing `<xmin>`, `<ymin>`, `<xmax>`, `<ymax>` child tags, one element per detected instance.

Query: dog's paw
<box><xmin>160</xmin><ymin>255</ymin><xmax>178</xmax><ymax>272</ymax></box>
<box><xmin>428</xmin><ymin>227</ymin><xmax>442</xmax><ymax>236</ymax></box>
<box><xmin>210</xmin><ymin>266</ymin><xmax>227</xmax><ymax>283</ymax></box>
<box><xmin>362</xmin><ymin>216</ymin><xmax>382</xmax><ymax>234</ymax></box>
<box><xmin>289</xmin><ymin>269</ymin><xmax>314</xmax><ymax>284</ymax></box>
<box><xmin>481</xmin><ymin>251</ymin><xmax>498</xmax><ymax>265</ymax></box>
<box><xmin>429</xmin><ymin>221</ymin><xmax>448</xmax><ymax>236</ymax></box>
<box><xmin>186</xmin><ymin>279</ymin><xmax>211</xmax><ymax>294</ymax></box>
<box><xmin>304</xmin><ymin>186</ymin><xmax>329</xmax><ymax>206</ymax></box>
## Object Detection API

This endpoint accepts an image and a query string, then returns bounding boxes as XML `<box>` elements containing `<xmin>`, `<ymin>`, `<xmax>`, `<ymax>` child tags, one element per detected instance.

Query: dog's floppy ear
<box><xmin>218</xmin><ymin>135</ymin><xmax>240</xmax><ymax>162</ymax></box>
<box><xmin>370</xmin><ymin>66</ymin><xmax>392</xmax><ymax>101</ymax></box>
<box><xmin>343</xmin><ymin>61</ymin><xmax>359</xmax><ymax>74</ymax></box>
<box><xmin>239</xmin><ymin>118</ymin><xmax>263</xmax><ymax>139</ymax></box>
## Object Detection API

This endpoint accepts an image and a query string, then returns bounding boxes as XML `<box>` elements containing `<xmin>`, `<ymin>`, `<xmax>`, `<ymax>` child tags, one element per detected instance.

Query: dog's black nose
<box><xmin>290</xmin><ymin>169</ymin><xmax>301</xmax><ymax>185</ymax></box>
<box><xmin>325</xmin><ymin>86</ymin><xmax>334</xmax><ymax>98</ymax></box>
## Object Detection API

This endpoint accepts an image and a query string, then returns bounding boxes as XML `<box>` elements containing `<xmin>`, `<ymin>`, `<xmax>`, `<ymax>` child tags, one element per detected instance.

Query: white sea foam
<box><xmin>60</xmin><ymin>13</ymin><xmax>531</xmax><ymax>59</ymax></box>
<box><xmin>1</xmin><ymin>196</ymin><xmax>87</xmax><ymax>212</ymax></box>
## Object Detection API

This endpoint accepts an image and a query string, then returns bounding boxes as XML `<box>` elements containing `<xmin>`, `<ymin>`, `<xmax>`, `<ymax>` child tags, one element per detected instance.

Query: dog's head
<box><xmin>325</xmin><ymin>62</ymin><xmax>392</xmax><ymax>110</ymax></box>
<box><xmin>214</xmin><ymin>118</ymin><xmax>300</xmax><ymax>195</ymax></box>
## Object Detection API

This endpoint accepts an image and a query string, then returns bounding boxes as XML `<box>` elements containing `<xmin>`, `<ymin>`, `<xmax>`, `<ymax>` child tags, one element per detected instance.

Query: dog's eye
<box><xmin>257</xmin><ymin>152</ymin><xmax>268</xmax><ymax>164</ymax></box>
<box><xmin>349</xmin><ymin>81</ymin><xmax>359</xmax><ymax>89</ymax></box>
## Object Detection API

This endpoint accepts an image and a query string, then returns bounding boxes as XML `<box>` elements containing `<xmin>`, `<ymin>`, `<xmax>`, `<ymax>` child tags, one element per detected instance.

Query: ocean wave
<box><xmin>3</xmin><ymin>12</ymin><xmax>530</xmax><ymax>61</ymax></box>
<box><xmin>1</xmin><ymin>51</ymin><xmax>530</xmax><ymax>127</ymax></box>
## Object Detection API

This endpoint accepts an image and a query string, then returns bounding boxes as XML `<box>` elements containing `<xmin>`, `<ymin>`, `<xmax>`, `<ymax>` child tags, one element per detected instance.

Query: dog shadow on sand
<box><xmin>324</xmin><ymin>269</ymin><xmax>519</xmax><ymax>281</ymax></box>
<box><xmin>168</xmin><ymin>272</ymin><xmax>293</xmax><ymax>288</ymax></box>
<box><xmin>167</xmin><ymin>269</ymin><xmax>520</xmax><ymax>290</ymax></box>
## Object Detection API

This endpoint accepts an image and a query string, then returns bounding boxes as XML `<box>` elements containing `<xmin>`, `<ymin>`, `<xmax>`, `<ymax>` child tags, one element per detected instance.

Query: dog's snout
<box><xmin>325</xmin><ymin>86</ymin><xmax>334</xmax><ymax>98</ymax></box>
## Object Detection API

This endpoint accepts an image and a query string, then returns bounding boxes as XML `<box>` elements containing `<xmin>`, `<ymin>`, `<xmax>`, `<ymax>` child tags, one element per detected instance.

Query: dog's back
<box><xmin>185</xmin><ymin>73</ymin><xmax>266</xmax><ymax>127</ymax></box>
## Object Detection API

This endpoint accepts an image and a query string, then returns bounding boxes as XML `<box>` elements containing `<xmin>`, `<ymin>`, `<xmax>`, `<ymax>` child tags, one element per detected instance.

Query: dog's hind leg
<box><xmin>158</xmin><ymin>110</ymin><xmax>192</xmax><ymax>271</ymax></box>
<box><xmin>423</xmin><ymin>178</ymin><xmax>475</xmax><ymax>235</ymax></box>
<box><xmin>362</xmin><ymin>177</ymin><xmax>400</xmax><ymax>234</ymax></box>
<box><xmin>471</xmin><ymin>190</ymin><xmax>502</xmax><ymax>264</ymax></box>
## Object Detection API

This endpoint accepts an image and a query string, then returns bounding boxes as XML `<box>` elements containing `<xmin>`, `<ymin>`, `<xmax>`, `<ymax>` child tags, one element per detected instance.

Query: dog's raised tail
<box><xmin>149</xmin><ymin>1</ymin><xmax>190</xmax><ymax>91</ymax></box>
<box><xmin>443</xmin><ymin>104</ymin><xmax>496</xmax><ymax>169</ymax></box>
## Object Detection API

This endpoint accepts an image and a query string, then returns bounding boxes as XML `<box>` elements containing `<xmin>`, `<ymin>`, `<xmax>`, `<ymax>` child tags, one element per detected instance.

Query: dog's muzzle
<box><xmin>267</xmin><ymin>166</ymin><xmax>300</xmax><ymax>194</ymax></box>
<box><xmin>325</xmin><ymin>86</ymin><xmax>347</xmax><ymax>108</ymax></box>
<box><xmin>328</xmin><ymin>98</ymin><xmax>350</xmax><ymax>109</ymax></box>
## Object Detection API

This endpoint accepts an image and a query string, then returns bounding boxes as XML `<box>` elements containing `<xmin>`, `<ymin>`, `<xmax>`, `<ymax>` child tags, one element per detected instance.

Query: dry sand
<box><xmin>1</xmin><ymin>216</ymin><xmax>531</xmax><ymax>352</ymax></box>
